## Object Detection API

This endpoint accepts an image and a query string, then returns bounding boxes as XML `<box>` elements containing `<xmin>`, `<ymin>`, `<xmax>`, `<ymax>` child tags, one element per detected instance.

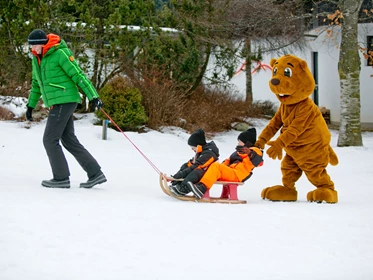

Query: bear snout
<box><xmin>271</xmin><ymin>78</ymin><xmax>280</xmax><ymax>85</ymax></box>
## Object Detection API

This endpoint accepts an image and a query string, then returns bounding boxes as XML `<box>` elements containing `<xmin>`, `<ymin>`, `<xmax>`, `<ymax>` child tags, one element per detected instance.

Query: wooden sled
<box><xmin>159</xmin><ymin>173</ymin><xmax>247</xmax><ymax>204</ymax></box>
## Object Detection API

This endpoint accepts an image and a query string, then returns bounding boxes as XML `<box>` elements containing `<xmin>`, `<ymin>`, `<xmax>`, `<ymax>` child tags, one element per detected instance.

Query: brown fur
<box><xmin>255</xmin><ymin>54</ymin><xmax>338</xmax><ymax>203</ymax></box>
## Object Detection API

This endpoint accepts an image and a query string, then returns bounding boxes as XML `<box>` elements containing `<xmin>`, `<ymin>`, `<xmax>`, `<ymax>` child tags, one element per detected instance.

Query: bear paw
<box><xmin>261</xmin><ymin>185</ymin><xmax>298</xmax><ymax>202</ymax></box>
<box><xmin>307</xmin><ymin>188</ymin><xmax>338</xmax><ymax>203</ymax></box>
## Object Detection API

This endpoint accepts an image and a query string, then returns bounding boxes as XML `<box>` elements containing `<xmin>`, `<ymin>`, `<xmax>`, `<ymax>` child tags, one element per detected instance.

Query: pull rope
<box><xmin>99</xmin><ymin>108</ymin><xmax>161</xmax><ymax>175</ymax></box>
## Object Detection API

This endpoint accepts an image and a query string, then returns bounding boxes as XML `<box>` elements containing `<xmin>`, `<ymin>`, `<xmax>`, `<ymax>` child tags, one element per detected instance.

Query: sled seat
<box><xmin>165</xmin><ymin>175</ymin><xmax>244</xmax><ymax>201</ymax></box>
<box><xmin>201</xmin><ymin>182</ymin><xmax>243</xmax><ymax>200</ymax></box>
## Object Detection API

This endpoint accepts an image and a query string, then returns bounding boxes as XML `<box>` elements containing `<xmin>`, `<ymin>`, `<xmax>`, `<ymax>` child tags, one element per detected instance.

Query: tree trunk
<box><xmin>337</xmin><ymin>0</ymin><xmax>364</xmax><ymax>147</ymax></box>
<box><xmin>245</xmin><ymin>38</ymin><xmax>253</xmax><ymax>105</ymax></box>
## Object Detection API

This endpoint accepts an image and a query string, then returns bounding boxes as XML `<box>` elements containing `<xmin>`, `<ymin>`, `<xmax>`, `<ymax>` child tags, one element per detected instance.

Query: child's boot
<box><xmin>187</xmin><ymin>182</ymin><xmax>207</xmax><ymax>199</ymax></box>
<box><xmin>170</xmin><ymin>183</ymin><xmax>190</xmax><ymax>196</ymax></box>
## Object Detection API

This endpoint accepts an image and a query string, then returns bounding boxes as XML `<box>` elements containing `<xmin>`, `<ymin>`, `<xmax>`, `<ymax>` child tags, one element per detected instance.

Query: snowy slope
<box><xmin>1</xmin><ymin>114</ymin><xmax>373</xmax><ymax>280</ymax></box>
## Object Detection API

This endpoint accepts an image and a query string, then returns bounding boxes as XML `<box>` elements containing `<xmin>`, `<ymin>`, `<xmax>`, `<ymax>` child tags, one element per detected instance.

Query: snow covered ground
<box><xmin>1</xmin><ymin>113</ymin><xmax>373</xmax><ymax>280</ymax></box>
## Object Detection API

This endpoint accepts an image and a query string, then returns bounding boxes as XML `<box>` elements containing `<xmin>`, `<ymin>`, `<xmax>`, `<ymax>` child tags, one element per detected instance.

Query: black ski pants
<box><xmin>43</xmin><ymin>102</ymin><xmax>101</xmax><ymax>180</ymax></box>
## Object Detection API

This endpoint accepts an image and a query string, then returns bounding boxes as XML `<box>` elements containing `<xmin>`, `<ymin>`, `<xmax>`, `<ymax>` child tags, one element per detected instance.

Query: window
<box><xmin>368</xmin><ymin>36</ymin><xmax>373</xmax><ymax>66</ymax></box>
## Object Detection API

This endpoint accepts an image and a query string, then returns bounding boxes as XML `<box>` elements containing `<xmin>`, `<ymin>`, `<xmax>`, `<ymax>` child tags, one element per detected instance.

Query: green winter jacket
<box><xmin>28</xmin><ymin>34</ymin><xmax>99</xmax><ymax>108</ymax></box>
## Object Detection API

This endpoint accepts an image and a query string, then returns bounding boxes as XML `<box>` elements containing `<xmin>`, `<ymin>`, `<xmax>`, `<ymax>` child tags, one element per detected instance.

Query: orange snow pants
<box><xmin>200</xmin><ymin>161</ymin><xmax>240</xmax><ymax>189</ymax></box>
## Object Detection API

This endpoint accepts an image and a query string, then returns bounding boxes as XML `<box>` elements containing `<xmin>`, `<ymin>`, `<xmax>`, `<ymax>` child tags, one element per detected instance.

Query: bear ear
<box><xmin>300</xmin><ymin>59</ymin><xmax>308</xmax><ymax>71</ymax></box>
<box><xmin>270</xmin><ymin>58</ymin><xmax>277</xmax><ymax>67</ymax></box>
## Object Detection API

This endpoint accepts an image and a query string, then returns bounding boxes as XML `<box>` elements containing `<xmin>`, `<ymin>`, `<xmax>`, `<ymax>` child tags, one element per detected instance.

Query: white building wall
<box><xmin>229</xmin><ymin>23</ymin><xmax>373</xmax><ymax>128</ymax></box>
<box><xmin>307</xmin><ymin>27</ymin><xmax>341</xmax><ymax>124</ymax></box>
<box><xmin>358</xmin><ymin>24</ymin><xmax>373</xmax><ymax>127</ymax></box>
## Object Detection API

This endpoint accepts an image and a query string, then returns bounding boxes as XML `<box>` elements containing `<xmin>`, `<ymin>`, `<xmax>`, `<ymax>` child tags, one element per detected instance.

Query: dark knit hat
<box><xmin>188</xmin><ymin>128</ymin><xmax>207</xmax><ymax>147</ymax></box>
<box><xmin>238</xmin><ymin>128</ymin><xmax>257</xmax><ymax>146</ymax></box>
<box><xmin>28</xmin><ymin>29</ymin><xmax>48</xmax><ymax>45</ymax></box>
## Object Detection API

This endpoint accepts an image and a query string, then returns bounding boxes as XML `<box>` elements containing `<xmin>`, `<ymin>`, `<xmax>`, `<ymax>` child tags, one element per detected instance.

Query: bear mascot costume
<box><xmin>254</xmin><ymin>54</ymin><xmax>339</xmax><ymax>203</ymax></box>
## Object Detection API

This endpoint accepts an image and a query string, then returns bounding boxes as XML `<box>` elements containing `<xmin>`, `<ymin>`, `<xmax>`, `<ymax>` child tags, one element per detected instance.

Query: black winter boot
<box><xmin>80</xmin><ymin>171</ymin><xmax>107</xmax><ymax>188</ymax></box>
<box><xmin>41</xmin><ymin>178</ymin><xmax>70</xmax><ymax>188</ymax></box>
<box><xmin>170</xmin><ymin>182</ymin><xmax>190</xmax><ymax>196</ymax></box>
<box><xmin>187</xmin><ymin>182</ymin><xmax>207</xmax><ymax>199</ymax></box>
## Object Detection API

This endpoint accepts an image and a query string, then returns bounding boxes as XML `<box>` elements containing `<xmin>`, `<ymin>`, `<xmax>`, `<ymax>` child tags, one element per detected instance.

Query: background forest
<box><xmin>0</xmin><ymin>0</ymin><xmax>372</xmax><ymax>136</ymax></box>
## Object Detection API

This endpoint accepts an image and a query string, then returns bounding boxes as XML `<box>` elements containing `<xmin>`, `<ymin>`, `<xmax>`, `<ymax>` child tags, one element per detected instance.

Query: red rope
<box><xmin>99</xmin><ymin>108</ymin><xmax>161</xmax><ymax>175</ymax></box>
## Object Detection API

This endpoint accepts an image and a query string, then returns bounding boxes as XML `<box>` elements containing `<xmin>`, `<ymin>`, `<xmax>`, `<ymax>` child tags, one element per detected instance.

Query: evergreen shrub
<box><xmin>95</xmin><ymin>77</ymin><xmax>148</xmax><ymax>131</ymax></box>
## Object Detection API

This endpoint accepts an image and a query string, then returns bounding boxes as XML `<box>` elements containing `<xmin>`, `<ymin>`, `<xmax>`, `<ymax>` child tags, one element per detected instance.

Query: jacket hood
<box><xmin>31</xmin><ymin>34</ymin><xmax>62</xmax><ymax>57</ymax></box>
<box><xmin>42</xmin><ymin>34</ymin><xmax>62</xmax><ymax>56</ymax></box>
<box><xmin>203</xmin><ymin>141</ymin><xmax>220</xmax><ymax>158</ymax></box>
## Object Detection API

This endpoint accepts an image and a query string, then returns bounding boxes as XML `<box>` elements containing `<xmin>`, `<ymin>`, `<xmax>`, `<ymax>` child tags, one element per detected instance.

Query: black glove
<box><xmin>92</xmin><ymin>98</ymin><xmax>103</xmax><ymax>110</ymax></box>
<box><xmin>236</xmin><ymin>145</ymin><xmax>251</xmax><ymax>154</ymax></box>
<box><xmin>172</xmin><ymin>171</ymin><xmax>183</xmax><ymax>179</ymax></box>
<box><xmin>26</xmin><ymin>106</ymin><xmax>33</xmax><ymax>121</ymax></box>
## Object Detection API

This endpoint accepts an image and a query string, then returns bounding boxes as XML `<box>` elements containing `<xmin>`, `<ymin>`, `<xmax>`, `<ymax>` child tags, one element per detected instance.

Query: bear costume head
<box><xmin>269</xmin><ymin>54</ymin><xmax>315</xmax><ymax>105</ymax></box>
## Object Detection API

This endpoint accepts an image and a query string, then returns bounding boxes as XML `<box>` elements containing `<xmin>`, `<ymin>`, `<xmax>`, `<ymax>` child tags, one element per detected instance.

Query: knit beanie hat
<box><xmin>188</xmin><ymin>128</ymin><xmax>207</xmax><ymax>147</ymax></box>
<box><xmin>238</xmin><ymin>128</ymin><xmax>257</xmax><ymax>146</ymax></box>
<box><xmin>28</xmin><ymin>29</ymin><xmax>48</xmax><ymax>45</ymax></box>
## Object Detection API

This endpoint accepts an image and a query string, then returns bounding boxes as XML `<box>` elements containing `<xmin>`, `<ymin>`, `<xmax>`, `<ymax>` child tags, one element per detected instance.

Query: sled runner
<box><xmin>159</xmin><ymin>173</ymin><xmax>247</xmax><ymax>204</ymax></box>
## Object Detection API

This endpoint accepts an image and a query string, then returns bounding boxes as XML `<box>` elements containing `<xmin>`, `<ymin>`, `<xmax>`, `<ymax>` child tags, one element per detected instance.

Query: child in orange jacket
<box><xmin>187</xmin><ymin>128</ymin><xmax>263</xmax><ymax>199</ymax></box>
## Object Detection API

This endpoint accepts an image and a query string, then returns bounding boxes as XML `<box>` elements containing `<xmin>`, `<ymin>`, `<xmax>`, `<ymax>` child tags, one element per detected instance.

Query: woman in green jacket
<box><xmin>26</xmin><ymin>29</ymin><xmax>107</xmax><ymax>189</ymax></box>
